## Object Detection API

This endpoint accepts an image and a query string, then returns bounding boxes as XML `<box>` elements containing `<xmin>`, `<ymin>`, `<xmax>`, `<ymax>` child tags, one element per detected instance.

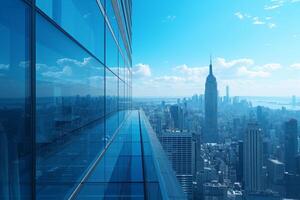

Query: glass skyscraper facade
<box><xmin>0</xmin><ymin>0</ymin><xmax>185</xmax><ymax>199</ymax></box>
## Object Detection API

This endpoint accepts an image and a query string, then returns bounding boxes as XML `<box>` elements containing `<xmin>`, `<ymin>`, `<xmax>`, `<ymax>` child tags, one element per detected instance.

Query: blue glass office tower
<box><xmin>0</xmin><ymin>0</ymin><xmax>185</xmax><ymax>199</ymax></box>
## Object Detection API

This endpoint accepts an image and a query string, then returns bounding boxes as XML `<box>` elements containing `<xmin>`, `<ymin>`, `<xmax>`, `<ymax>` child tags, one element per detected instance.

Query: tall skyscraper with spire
<box><xmin>204</xmin><ymin>57</ymin><xmax>218</xmax><ymax>143</ymax></box>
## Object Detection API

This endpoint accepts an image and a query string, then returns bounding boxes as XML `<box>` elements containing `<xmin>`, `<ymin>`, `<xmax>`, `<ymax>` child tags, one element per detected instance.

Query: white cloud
<box><xmin>167</xmin><ymin>15</ymin><xmax>176</xmax><ymax>20</ymax></box>
<box><xmin>216</xmin><ymin>58</ymin><xmax>254</xmax><ymax>68</ymax></box>
<box><xmin>19</xmin><ymin>61</ymin><xmax>49</xmax><ymax>70</ymax></box>
<box><xmin>174</xmin><ymin>64</ymin><xmax>207</xmax><ymax>77</ymax></box>
<box><xmin>264</xmin><ymin>0</ymin><xmax>300</xmax><ymax>10</ymax></box>
<box><xmin>234</xmin><ymin>12</ymin><xmax>244</xmax><ymax>20</ymax></box>
<box><xmin>252</xmin><ymin>17</ymin><xmax>265</xmax><ymax>25</ymax></box>
<box><xmin>162</xmin><ymin>15</ymin><xmax>176</xmax><ymax>22</ymax></box>
<box><xmin>42</xmin><ymin>66</ymin><xmax>72</xmax><ymax>78</ymax></box>
<box><xmin>268</xmin><ymin>23</ymin><xmax>277</xmax><ymax>29</ymax></box>
<box><xmin>234</xmin><ymin>12</ymin><xmax>276</xmax><ymax>29</ymax></box>
<box><xmin>262</xmin><ymin>63</ymin><xmax>281</xmax><ymax>70</ymax></box>
<box><xmin>132</xmin><ymin>63</ymin><xmax>151</xmax><ymax>78</ymax></box>
<box><xmin>253</xmin><ymin>19</ymin><xmax>265</xmax><ymax>25</ymax></box>
<box><xmin>290</xmin><ymin>63</ymin><xmax>300</xmax><ymax>69</ymax></box>
<box><xmin>57</xmin><ymin>57</ymin><xmax>92</xmax><ymax>67</ymax></box>
<box><xmin>132</xmin><ymin>58</ymin><xmax>295</xmax><ymax>97</ymax></box>
<box><xmin>154</xmin><ymin>76</ymin><xmax>185</xmax><ymax>82</ymax></box>
<box><xmin>19</xmin><ymin>61</ymin><xmax>29</xmax><ymax>68</ymax></box>
<box><xmin>88</xmin><ymin>76</ymin><xmax>104</xmax><ymax>88</ymax></box>
<box><xmin>0</xmin><ymin>64</ymin><xmax>9</xmax><ymax>70</ymax></box>
<box><xmin>264</xmin><ymin>0</ymin><xmax>285</xmax><ymax>10</ymax></box>
<box><xmin>264</xmin><ymin>4</ymin><xmax>282</xmax><ymax>10</ymax></box>
<box><xmin>36</xmin><ymin>63</ymin><xmax>48</xmax><ymax>70</ymax></box>
<box><xmin>234</xmin><ymin>62</ymin><xmax>281</xmax><ymax>78</ymax></box>
<box><xmin>237</xmin><ymin>66</ymin><xmax>270</xmax><ymax>78</ymax></box>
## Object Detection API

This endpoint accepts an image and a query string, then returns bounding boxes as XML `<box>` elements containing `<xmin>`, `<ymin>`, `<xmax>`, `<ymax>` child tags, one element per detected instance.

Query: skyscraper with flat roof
<box><xmin>284</xmin><ymin>119</ymin><xmax>298</xmax><ymax>174</ymax></box>
<box><xmin>226</xmin><ymin>85</ymin><xmax>230</xmax><ymax>103</ymax></box>
<box><xmin>204</xmin><ymin>57</ymin><xmax>218</xmax><ymax>143</ymax></box>
<box><xmin>159</xmin><ymin>130</ymin><xmax>195</xmax><ymax>199</ymax></box>
<box><xmin>243</xmin><ymin>123</ymin><xmax>263</xmax><ymax>192</ymax></box>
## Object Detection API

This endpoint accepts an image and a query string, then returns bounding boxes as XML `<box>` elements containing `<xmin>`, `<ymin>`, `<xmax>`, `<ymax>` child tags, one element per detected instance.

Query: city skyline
<box><xmin>132</xmin><ymin>0</ymin><xmax>300</xmax><ymax>97</ymax></box>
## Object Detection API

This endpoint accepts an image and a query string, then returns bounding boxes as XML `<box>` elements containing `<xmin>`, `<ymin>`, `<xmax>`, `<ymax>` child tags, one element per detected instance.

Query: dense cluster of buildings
<box><xmin>137</xmin><ymin>60</ymin><xmax>300</xmax><ymax>200</ymax></box>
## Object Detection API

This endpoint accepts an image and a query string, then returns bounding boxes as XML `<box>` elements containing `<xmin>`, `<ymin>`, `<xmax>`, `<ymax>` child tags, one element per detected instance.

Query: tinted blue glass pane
<box><xmin>88</xmin><ymin>155</ymin><xmax>143</xmax><ymax>183</ymax></box>
<box><xmin>0</xmin><ymin>1</ymin><xmax>32</xmax><ymax>199</ymax></box>
<box><xmin>36</xmin><ymin>0</ymin><xmax>105</xmax><ymax>61</ymax></box>
<box><xmin>106</xmin><ymin>26</ymin><xmax>119</xmax><ymax>75</ymax></box>
<box><xmin>106</xmin><ymin>69</ymin><xmax>118</xmax><ymax>114</ymax></box>
<box><xmin>36</xmin><ymin>13</ymin><xmax>105</xmax><ymax>199</ymax></box>
<box><xmin>106</xmin><ymin>111</ymin><xmax>119</xmax><ymax>141</ymax></box>
<box><xmin>145</xmin><ymin>183</ymin><xmax>163</xmax><ymax>200</ymax></box>
<box><xmin>77</xmin><ymin>183</ymin><xmax>144</xmax><ymax>199</ymax></box>
<box><xmin>75</xmin><ymin>111</ymin><xmax>145</xmax><ymax>199</ymax></box>
<box><xmin>106</xmin><ymin>0</ymin><xmax>118</xmax><ymax>37</ymax></box>
<box><xmin>119</xmin><ymin>53</ymin><xmax>125</xmax><ymax>81</ymax></box>
<box><xmin>118</xmin><ymin>82</ymin><xmax>125</xmax><ymax>124</ymax></box>
<box><xmin>119</xmin><ymin>80</ymin><xmax>125</xmax><ymax>110</ymax></box>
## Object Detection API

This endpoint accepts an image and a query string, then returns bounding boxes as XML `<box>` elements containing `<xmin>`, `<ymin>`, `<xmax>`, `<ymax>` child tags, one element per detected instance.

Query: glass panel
<box><xmin>106</xmin><ymin>0</ymin><xmax>118</xmax><ymax>36</ymax></box>
<box><xmin>0</xmin><ymin>1</ymin><xmax>32</xmax><ymax>199</ymax></box>
<box><xmin>106</xmin><ymin>25</ymin><xmax>119</xmax><ymax>75</ymax></box>
<box><xmin>36</xmin><ymin>0</ymin><xmax>105</xmax><ymax>61</ymax></box>
<box><xmin>106</xmin><ymin>69</ymin><xmax>119</xmax><ymax>139</ymax></box>
<box><xmin>118</xmin><ymin>81</ymin><xmax>125</xmax><ymax>123</ymax></box>
<box><xmin>105</xmin><ymin>69</ymin><xmax>118</xmax><ymax>115</ymax></box>
<box><xmin>36</xmin><ymin>13</ymin><xmax>105</xmax><ymax>199</ymax></box>
<box><xmin>75</xmin><ymin>111</ymin><xmax>145</xmax><ymax>199</ymax></box>
<box><xmin>76</xmin><ymin>182</ymin><xmax>144</xmax><ymax>199</ymax></box>
<box><xmin>119</xmin><ymin>53</ymin><xmax>125</xmax><ymax>81</ymax></box>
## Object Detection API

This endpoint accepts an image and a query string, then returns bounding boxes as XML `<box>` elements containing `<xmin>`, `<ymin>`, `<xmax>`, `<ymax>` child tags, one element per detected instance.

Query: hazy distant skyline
<box><xmin>132</xmin><ymin>0</ymin><xmax>300</xmax><ymax>97</ymax></box>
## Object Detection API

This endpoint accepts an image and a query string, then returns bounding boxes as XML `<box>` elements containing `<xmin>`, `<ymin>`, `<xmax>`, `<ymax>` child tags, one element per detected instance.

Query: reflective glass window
<box><xmin>36</xmin><ymin>13</ymin><xmax>105</xmax><ymax>199</ymax></box>
<box><xmin>106</xmin><ymin>69</ymin><xmax>119</xmax><ymax>139</ymax></box>
<box><xmin>75</xmin><ymin>111</ymin><xmax>145</xmax><ymax>199</ymax></box>
<box><xmin>36</xmin><ymin>0</ymin><xmax>105</xmax><ymax>61</ymax></box>
<box><xmin>106</xmin><ymin>26</ymin><xmax>119</xmax><ymax>75</ymax></box>
<box><xmin>118</xmin><ymin>80</ymin><xmax>125</xmax><ymax>123</ymax></box>
<box><xmin>0</xmin><ymin>1</ymin><xmax>32</xmax><ymax>199</ymax></box>
<box><xmin>106</xmin><ymin>0</ymin><xmax>118</xmax><ymax>37</ymax></box>
<box><xmin>119</xmin><ymin>52</ymin><xmax>125</xmax><ymax>82</ymax></box>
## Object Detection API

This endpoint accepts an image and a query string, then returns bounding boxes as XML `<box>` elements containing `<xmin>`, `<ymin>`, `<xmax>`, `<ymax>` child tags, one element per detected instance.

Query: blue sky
<box><xmin>132</xmin><ymin>0</ymin><xmax>300</xmax><ymax>97</ymax></box>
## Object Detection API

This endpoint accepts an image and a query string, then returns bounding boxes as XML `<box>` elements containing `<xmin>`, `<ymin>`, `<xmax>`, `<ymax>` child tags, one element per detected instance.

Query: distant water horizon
<box><xmin>133</xmin><ymin>96</ymin><xmax>300</xmax><ymax>110</ymax></box>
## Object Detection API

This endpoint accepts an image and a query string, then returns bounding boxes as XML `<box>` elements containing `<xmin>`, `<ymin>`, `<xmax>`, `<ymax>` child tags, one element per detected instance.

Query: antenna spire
<box><xmin>209</xmin><ymin>55</ymin><xmax>213</xmax><ymax>75</ymax></box>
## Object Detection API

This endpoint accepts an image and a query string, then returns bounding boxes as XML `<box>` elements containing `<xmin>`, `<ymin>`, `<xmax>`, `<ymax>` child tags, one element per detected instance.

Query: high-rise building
<box><xmin>204</xmin><ymin>57</ymin><xmax>218</xmax><ymax>143</ymax></box>
<box><xmin>292</xmin><ymin>95</ymin><xmax>296</xmax><ymax>107</ymax></box>
<box><xmin>170</xmin><ymin>104</ymin><xmax>184</xmax><ymax>130</ymax></box>
<box><xmin>203</xmin><ymin>181</ymin><xmax>228</xmax><ymax>200</ymax></box>
<box><xmin>170</xmin><ymin>104</ymin><xmax>179</xmax><ymax>129</ymax></box>
<box><xmin>159</xmin><ymin>130</ymin><xmax>195</xmax><ymax>199</ymax></box>
<box><xmin>237</xmin><ymin>141</ymin><xmax>244</xmax><ymax>184</ymax></box>
<box><xmin>0</xmin><ymin>1</ymin><xmax>185</xmax><ymax>199</ymax></box>
<box><xmin>257</xmin><ymin>106</ymin><xmax>263</xmax><ymax>125</ymax></box>
<box><xmin>267</xmin><ymin>158</ymin><xmax>285</xmax><ymax>195</ymax></box>
<box><xmin>268</xmin><ymin>159</ymin><xmax>285</xmax><ymax>181</ymax></box>
<box><xmin>226</xmin><ymin>85</ymin><xmax>230</xmax><ymax>103</ymax></box>
<box><xmin>243</xmin><ymin>123</ymin><xmax>263</xmax><ymax>192</ymax></box>
<box><xmin>284</xmin><ymin>119</ymin><xmax>298</xmax><ymax>173</ymax></box>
